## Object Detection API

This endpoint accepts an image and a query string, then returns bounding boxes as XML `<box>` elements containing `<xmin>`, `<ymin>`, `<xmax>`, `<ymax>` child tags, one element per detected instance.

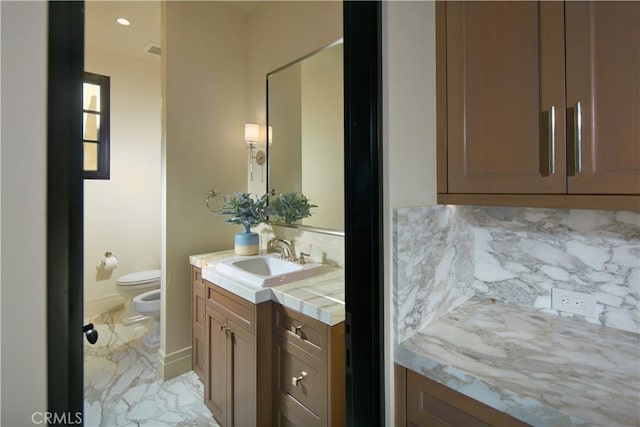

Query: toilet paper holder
<box><xmin>100</xmin><ymin>251</ymin><xmax>118</xmax><ymax>270</ymax></box>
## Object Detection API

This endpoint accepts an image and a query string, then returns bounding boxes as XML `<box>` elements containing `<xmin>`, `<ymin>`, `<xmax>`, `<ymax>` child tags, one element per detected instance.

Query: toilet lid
<box><xmin>117</xmin><ymin>269</ymin><xmax>161</xmax><ymax>286</ymax></box>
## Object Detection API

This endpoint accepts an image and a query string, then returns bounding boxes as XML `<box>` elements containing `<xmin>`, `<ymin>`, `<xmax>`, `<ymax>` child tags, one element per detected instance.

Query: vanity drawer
<box><xmin>273</xmin><ymin>304</ymin><xmax>327</xmax><ymax>359</ymax></box>
<box><xmin>273</xmin><ymin>335</ymin><xmax>326</xmax><ymax>423</ymax></box>
<box><xmin>205</xmin><ymin>280</ymin><xmax>255</xmax><ymax>334</ymax></box>
<box><xmin>274</xmin><ymin>392</ymin><xmax>322</xmax><ymax>427</ymax></box>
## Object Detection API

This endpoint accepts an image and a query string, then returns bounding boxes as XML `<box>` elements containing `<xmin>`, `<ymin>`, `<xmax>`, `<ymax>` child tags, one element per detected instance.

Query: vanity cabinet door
<box><xmin>192</xmin><ymin>267</ymin><xmax>206</xmax><ymax>381</ymax></box>
<box><xmin>205</xmin><ymin>306</ymin><xmax>228</xmax><ymax>423</ymax></box>
<box><xmin>203</xmin><ymin>279</ymin><xmax>271</xmax><ymax>426</ymax></box>
<box><xmin>227</xmin><ymin>319</ymin><xmax>256</xmax><ymax>427</ymax></box>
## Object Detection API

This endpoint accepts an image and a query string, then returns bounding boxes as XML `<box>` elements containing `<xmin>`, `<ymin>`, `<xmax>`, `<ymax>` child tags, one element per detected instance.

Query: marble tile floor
<box><xmin>84</xmin><ymin>310</ymin><xmax>218</xmax><ymax>427</ymax></box>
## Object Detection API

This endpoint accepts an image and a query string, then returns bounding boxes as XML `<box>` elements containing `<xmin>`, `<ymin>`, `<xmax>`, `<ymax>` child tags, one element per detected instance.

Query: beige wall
<box><xmin>161</xmin><ymin>1</ymin><xmax>248</xmax><ymax>379</ymax></box>
<box><xmin>383</xmin><ymin>2</ymin><xmax>437</xmax><ymax>425</ymax></box>
<box><xmin>301</xmin><ymin>43</ymin><xmax>344</xmax><ymax>230</ymax></box>
<box><xmin>0</xmin><ymin>1</ymin><xmax>48</xmax><ymax>424</ymax></box>
<box><xmin>83</xmin><ymin>47</ymin><xmax>161</xmax><ymax>316</ymax></box>
<box><xmin>246</xmin><ymin>1</ymin><xmax>342</xmax><ymax>195</ymax></box>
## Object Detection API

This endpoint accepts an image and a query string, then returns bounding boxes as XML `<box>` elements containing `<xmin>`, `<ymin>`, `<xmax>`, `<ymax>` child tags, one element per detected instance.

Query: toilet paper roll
<box><xmin>102</xmin><ymin>256</ymin><xmax>118</xmax><ymax>270</ymax></box>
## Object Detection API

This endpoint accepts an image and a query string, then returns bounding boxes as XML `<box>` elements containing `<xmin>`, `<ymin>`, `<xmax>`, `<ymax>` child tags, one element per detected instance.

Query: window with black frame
<box><xmin>83</xmin><ymin>71</ymin><xmax>110</xmax><ymax>179</ymax></box>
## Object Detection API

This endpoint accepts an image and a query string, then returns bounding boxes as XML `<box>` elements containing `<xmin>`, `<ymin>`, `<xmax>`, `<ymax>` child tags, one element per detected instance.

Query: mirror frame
<box><xmin>266</xmin><ymin>38</ymin><xmax>345</xmax><ymax>236</ymax></box>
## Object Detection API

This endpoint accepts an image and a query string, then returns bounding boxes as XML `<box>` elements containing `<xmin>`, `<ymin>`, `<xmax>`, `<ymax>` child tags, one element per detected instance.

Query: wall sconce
<box><xmin>245</xmin><ymin>122</ymin><xmax>265</xmax><ymax>182</ymax></box>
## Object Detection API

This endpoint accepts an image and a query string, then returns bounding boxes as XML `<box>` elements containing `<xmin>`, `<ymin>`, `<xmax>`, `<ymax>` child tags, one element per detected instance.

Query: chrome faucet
<box><xmin>268</xmin><ymin>238</ymin><xmax>295</xmax><ymax>261</ymax></box>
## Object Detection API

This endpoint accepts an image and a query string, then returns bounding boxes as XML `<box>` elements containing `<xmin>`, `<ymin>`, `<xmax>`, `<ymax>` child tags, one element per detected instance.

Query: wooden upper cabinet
<box><xmin>438</xmin><ymin>1</ymin><xmax>640</xmax><ymax>210</ymax></box>
<box><xmin>565</xmin><ymin>1</ymin><xmax>640</xmax><ymax>194</ymax></box>
<box><xmin>446</xmin><ymin>1</ymin><xmax>566</xmax><ymax>194</ymax></box>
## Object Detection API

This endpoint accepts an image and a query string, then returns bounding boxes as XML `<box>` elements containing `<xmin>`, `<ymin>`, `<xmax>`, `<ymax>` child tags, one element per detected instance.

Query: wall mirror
<box><xmin>267</xmin><ymin>39</ymin><xmax>344</xmax><ymax>233</ymax></box>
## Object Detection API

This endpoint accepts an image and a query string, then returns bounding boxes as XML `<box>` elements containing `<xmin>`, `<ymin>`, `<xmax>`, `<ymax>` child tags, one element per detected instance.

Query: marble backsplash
<box><xmin>258</xmin><ymin>223</ymin><xmax>344</xmax><ymax>267</ymax></box>
<box><xmin>394</xmin><ymin>206</ymin><xmax>475</xmax><ymax>343</ymax></box>
<box><xmin>394</xmin><ymin>205</ymin><xmax>640</xmax><ymax>342</ymax></box>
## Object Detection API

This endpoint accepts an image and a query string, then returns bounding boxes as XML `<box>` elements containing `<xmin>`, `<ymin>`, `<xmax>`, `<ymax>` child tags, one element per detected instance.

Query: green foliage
<box><xmin>218</xmin><ymin>192</ymin><xmax>271</xmax><ymax>230</ymax></box>
<box><xmin>270</xmin><ymin>192</ymin><xmax>317</xmax><ymax>224</ymax></box>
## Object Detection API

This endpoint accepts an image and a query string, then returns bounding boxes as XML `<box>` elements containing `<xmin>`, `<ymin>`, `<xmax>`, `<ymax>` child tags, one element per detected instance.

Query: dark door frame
<box><xmin>46</xmin><ymin>1</ymin><xmax>384</xmax><ymax>424</ymax></box>
<box><xmin>47</xmin><ymin>0</ymin><xmax>85</xmax><ymax>418</ymax></box>
<box><xmin>343</xmin><ymin>2</ymin><xmax>384</xmax><ymax>425</ymax></box>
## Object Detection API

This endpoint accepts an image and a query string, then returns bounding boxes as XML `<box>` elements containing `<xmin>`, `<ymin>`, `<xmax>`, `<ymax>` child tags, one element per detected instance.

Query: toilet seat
<box><xmin>132</xmin><ymin>288</ymin><xmax>162</xmax><ymax>352</ymax></box>
<box><xmin>116</xmin><ymin>269</ymin><xmax>161</xmax><ymax>286</ymax></box>
<box><xmin>133</xmin><ymin>289</ymin><xmax>161</xmax><ymax>314</ymax></box>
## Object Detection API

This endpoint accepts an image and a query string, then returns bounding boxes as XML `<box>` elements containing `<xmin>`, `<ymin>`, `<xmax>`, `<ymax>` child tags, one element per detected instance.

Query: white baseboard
<box><xmin>84</xmin><ymin>294</ymin><xmax>123</xmax><ymax>318</ymax></box>
<box><xmin>158</xmin><ymin>346</ymin><xmax>192</xmax><ymax>380</ymax></box>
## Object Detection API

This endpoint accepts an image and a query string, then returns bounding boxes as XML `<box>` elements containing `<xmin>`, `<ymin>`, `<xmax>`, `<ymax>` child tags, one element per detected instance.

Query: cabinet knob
<box><xmin>201</xmin><ymin>313</ymin><xmax>205</xmax><ymax>319</ymax></box>
<box><xmin>291</xmin><ymin>371</ymin><xmax>307</xmax><ymax>387</ymax></box>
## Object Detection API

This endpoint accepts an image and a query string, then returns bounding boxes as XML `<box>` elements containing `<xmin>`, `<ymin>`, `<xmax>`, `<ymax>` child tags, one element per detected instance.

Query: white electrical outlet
<box><xmin>551</xmin><ymin>288</ymin><xmax>597</xmax><ymax>317</ymax></box>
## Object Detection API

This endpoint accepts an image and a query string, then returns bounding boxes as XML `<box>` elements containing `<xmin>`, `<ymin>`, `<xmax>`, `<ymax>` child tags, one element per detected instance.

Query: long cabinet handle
<box><xmin>574</xmin><ymin>101</ymin><xmax>582</xmax><ymax>174</ymax></box>
<box><xmin>549</xmin><ymin>105</ymin><xmax>556</xmax><ymax>175</ymax></box>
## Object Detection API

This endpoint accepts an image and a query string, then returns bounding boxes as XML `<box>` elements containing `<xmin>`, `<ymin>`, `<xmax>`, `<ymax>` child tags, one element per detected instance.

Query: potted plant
<box><xmin>219</xmin><ymin>192</ymin><xmax>270</xmax><ymax>255</ymax></box>
<box><xmin>270</xmin><ymin>192</ymin><xmax>317</xmax><ymax>224</ymax></box>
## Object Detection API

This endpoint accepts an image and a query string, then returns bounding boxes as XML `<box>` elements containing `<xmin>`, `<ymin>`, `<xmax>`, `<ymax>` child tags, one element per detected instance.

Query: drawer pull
<box><xmin>290</xmin><ymin>325</ymin><xmax>303</xmax><ymax>335</ymax></box>
<box><xmin>291</xmin><ymin>371</ymin><xmax>307</xmax><ymax>386</ymax></box>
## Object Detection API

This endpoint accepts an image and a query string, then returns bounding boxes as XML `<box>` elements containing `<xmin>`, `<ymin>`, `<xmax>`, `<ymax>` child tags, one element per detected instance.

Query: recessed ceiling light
<box><xmin>116</xmin><ymin>17</ymin><xmax>130</xmax><ymax>26</ymax></box>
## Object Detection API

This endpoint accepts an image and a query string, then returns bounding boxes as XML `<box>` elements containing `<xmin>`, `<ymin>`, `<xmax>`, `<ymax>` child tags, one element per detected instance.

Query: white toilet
<box><xmin>115</xmin><ymin>269</ymin><xmax>161</xmax><ymax>325</ymax></box>
<box><xmin>133</xmin><ymin>289</ymin><xmax>161</xmax><ymax>352</ymax></box>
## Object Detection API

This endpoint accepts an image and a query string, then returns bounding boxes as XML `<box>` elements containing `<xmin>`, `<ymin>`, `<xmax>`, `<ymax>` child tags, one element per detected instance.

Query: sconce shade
<box><xmin>268</xmin><ymin>126</ymin><xmax>273</xmax><ymax>146</ymax></box>
<box><xmin>244</xmin><ymin>122</ymin><xmax>260</xmax><ymax>144</ymax></box>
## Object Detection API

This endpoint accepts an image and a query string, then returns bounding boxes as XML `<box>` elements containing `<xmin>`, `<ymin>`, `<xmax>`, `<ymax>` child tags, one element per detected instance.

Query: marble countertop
<box><xmin>396</xmin><ymin>297</ymin><xmax>640</xmax><ymax>427</ymax></box>
<box><xmin>190</xmin><ymin>251</ymin><xmax>345</xmax><ymax>325</ymax></box>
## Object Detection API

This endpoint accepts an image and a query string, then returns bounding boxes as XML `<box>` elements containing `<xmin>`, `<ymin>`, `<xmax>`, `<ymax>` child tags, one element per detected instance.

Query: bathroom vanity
<box><xmin>190</xmin><ymin>251</ymin><xmax>345</xmax><ymax>427</ymax></box>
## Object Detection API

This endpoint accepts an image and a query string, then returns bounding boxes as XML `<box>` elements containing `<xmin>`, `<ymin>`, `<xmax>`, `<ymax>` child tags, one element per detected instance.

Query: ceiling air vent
<box><xmin>143</xmin><ymin>42</ymin><xmax>161</xmax><ymax>57</ymax></box>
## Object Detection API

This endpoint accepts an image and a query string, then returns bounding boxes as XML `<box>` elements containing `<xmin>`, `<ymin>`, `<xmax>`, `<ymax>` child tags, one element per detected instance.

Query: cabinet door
<box><xmin>566</xmin><ymin>1</ymin><xmax>640</xmax><ymax>194</ymax></box>
<box><xmin>193</xmin><ymin>335</ymin><xmax>205</xmax><ymax>382</ymax></box>
<box><xmin>446</xmin><ymin>1</ymin><xmax>566</xmax><ymax>194</ymax></box>
<box><xmin>193</xmin><ymin>278</ymin><xmax>206</xmax><ymax>380</ymax></box>
<box><xmin>228</xmin><ymin>319</ymin><xmax>256</xmax><ymax>427</ymax></box>
<box><xmin>205</xmin><ymin>307</ymin><xmax>227</xmax><ymax>424</ymax></box>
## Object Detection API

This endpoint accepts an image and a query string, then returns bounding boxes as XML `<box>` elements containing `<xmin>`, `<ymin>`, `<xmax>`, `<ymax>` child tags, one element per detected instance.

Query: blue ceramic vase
<box><xmin>235</xmin><ymin>226</ymin><xmax>259</xmax><ymax>255</ymax></box>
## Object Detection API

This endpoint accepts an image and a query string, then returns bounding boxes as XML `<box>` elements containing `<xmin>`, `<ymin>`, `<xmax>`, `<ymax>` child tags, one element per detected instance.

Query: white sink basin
<box><xmin>215</xmin><ymin>255</ymin><xmax>324</xmax><ymax>287</ymax></box>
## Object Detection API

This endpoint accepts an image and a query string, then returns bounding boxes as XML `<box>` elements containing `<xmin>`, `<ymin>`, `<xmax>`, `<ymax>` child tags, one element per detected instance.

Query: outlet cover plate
<box><xmin>551</xmin><ymin>288</ymin><xmax>597</xmax><ymax>318</ymax></box>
